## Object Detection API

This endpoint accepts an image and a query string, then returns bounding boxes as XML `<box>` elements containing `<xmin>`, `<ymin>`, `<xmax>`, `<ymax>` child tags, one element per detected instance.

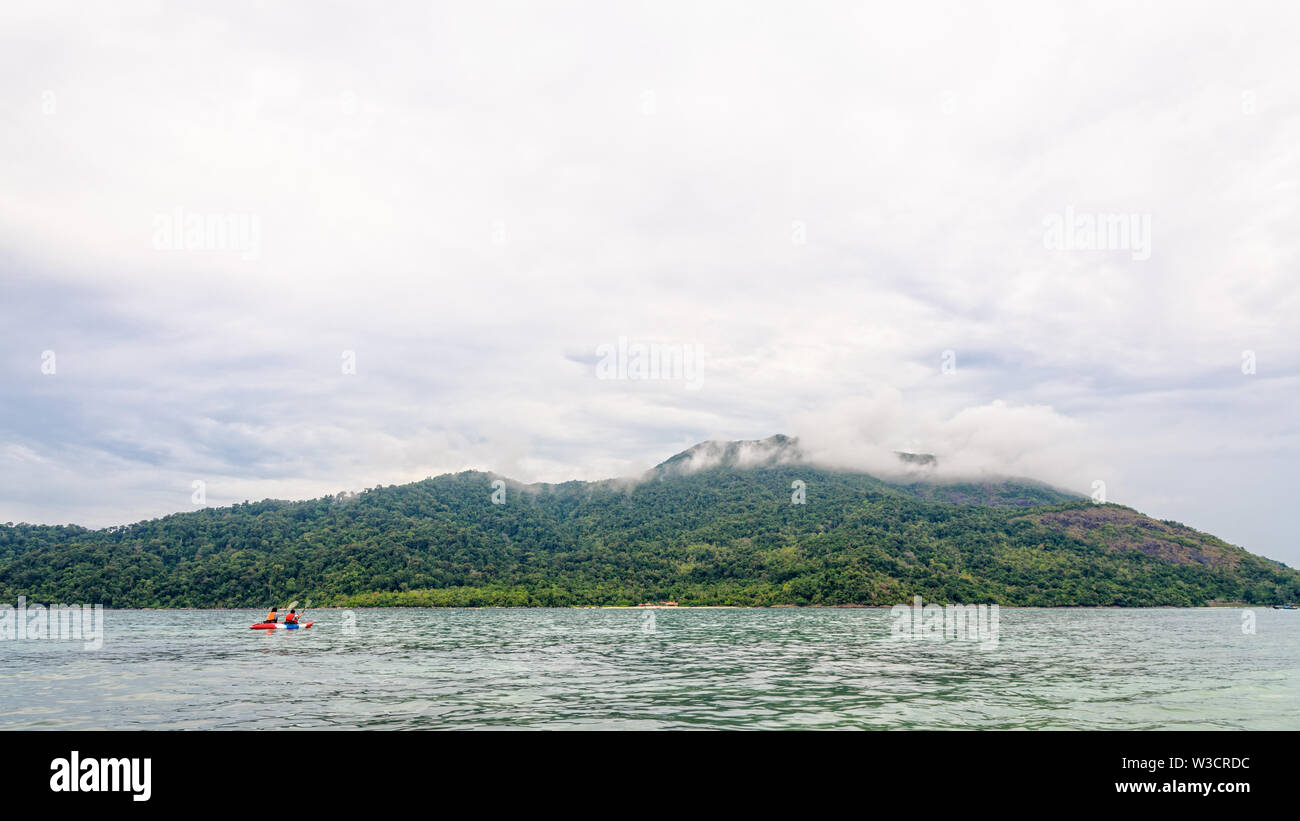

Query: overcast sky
<box><xmin>1</xmin><ymin>0</ymin><xmax>1297</xmax><ymax>566</ymax></box>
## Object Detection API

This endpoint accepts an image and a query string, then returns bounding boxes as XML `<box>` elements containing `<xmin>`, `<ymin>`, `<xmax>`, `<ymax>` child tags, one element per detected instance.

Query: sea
<box><xmin>1</xmin><ymin>607</ymin><xmax>1297</xmax><ymax>729</ymax></box>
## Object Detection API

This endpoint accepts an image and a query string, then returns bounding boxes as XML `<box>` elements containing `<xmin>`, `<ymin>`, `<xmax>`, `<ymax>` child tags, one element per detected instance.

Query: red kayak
<box><xmin>250</xmin><ymin>621</ymin><xmax>314</xmax><ymax>630</ymax></box>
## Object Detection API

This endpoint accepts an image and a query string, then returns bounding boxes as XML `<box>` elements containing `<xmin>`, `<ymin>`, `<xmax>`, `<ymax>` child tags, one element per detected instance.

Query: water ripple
<box><xmin>0</xmin><ymin>608</ymin><xmax>1297</xmax><ymax>729</ymax></box>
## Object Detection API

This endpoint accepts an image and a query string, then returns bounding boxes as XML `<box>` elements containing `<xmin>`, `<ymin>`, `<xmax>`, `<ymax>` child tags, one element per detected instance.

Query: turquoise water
<box><xmin>1</xmin><ymin>608</ymin><xmax>1297</xmax><ymax>729</ymax></box>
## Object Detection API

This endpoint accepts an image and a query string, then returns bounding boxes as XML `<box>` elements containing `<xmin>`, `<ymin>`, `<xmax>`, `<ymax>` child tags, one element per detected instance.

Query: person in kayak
<box><xmin>263</xmin><ymin>606</ymin><xmax>279</xmax><ymax>624</ymax></box>
<box><xmin>284</xmin><ymin>609</ymin><xmax>299</xmax><ymax>625</ymax></box>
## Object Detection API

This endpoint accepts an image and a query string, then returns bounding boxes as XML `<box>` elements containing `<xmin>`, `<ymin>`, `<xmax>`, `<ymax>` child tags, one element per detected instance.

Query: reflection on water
<box><xmin>1</xmin><ymin>608</ymin><xmax>1297</xmax><ymax>729</ymax></box>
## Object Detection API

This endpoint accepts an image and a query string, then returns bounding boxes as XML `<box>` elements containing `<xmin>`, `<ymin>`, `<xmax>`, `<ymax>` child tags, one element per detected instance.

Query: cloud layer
<box><xmin>1</xmin><ymin>0</ymin><xmax>1297</xmax><ymax>564</ymax></box>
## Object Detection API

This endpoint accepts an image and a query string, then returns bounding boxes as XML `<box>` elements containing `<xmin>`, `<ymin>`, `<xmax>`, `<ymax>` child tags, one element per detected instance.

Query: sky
<box><xmin>1</xmin><ymin>0</ymin><xmax>1297</xmax><ymax>565</ymax></box>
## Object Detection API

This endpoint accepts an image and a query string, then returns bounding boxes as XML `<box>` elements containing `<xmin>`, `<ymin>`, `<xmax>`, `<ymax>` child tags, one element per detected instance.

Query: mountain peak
<box><xmin>652</xmin><ymin>434</ymin><xmax>804</xmax><ymax>475</ymax></box>
<box><xmin>895</xmin><ymin>451</ymin><xmax>937</xmax><ymax>469</ymax></box>
<box><xmin>652</xmin><ymin>435</ymin><xmax>943</xmax><ymax>477</ymax></box>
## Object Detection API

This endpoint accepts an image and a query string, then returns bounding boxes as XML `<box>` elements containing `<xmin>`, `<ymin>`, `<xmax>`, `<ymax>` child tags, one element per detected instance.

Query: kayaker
<box><xmin>284</xmin><ymin>609</ymin><xmax>299</xmax><ymax>625</ymax></box>
<box><xmin>263</xmin><ymin>606</ymin><xmax>279</xmax><ymax>624</ymax></box>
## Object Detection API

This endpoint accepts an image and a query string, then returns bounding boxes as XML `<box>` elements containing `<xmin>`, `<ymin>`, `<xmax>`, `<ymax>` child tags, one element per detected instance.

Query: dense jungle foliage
<box><xmin>2</xmin><ymin>462</ymin><xmax>1296</xmax><ymax>608</ymax></box>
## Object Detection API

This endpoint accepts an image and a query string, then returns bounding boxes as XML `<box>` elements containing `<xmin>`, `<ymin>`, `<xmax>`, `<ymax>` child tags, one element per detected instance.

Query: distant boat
<box><xmin>1272</xmin><ymin>604</ymin><xmax>1298</xmax><ymax>610</ymax></box>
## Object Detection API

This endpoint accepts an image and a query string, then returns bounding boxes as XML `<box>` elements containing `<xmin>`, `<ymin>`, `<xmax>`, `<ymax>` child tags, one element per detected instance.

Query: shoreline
<box><xmin>52</xmin><ymin>602</ymin><xmax>1267</xmax><ymax>611</ymax></box>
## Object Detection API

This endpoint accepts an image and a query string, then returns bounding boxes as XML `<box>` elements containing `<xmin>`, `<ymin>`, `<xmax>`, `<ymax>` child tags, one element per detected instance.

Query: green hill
<box><xmin>1</xmin><ymin>436</ymin><xmax>1295</xmax><ymax>608</ymax></box>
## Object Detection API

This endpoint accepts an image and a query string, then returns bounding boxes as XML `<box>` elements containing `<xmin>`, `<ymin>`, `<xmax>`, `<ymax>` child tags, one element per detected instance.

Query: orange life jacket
<box><xmin>265</xmin><ymin>610</ymin><xmax>278</xmax><ymax>623</ymax></box>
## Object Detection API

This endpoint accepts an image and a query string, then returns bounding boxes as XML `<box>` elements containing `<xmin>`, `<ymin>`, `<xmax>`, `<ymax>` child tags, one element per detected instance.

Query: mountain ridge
<box><xmin>1</xmin><ymin>436</ymin><xmax>1294</xmax><ymax>608</ymax></box>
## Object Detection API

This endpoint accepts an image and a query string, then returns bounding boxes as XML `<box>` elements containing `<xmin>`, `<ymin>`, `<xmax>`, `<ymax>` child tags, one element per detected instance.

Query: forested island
<box><xmin>2</xmin><ymin>437</ymin><xmax>1296</xmax><ymax>608</ymax></box>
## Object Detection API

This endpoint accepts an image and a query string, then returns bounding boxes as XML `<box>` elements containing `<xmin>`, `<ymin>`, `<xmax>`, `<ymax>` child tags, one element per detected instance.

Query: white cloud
<box><xmin>0</xmin><ymin>0</ymin><xmax>1297</xmax><ymax>564</ymax></box>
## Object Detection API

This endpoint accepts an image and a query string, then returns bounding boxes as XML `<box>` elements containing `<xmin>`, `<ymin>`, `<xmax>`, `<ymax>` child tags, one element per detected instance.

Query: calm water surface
<box><xmin>2</xmin><ymin>608</ymin><xmax>1297</xmax><ymax>729</ymax></box>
